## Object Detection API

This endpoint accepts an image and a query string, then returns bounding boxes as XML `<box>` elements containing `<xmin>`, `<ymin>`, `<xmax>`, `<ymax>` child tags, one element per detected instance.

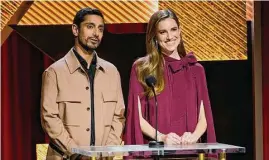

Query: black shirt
<box><xmin>73</xmin><ymin>48</ymin><xmax>96</xmax><ymax>146</ymax></box>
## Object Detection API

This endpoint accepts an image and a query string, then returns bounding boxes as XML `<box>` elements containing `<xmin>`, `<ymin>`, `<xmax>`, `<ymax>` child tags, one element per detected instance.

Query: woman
<box><xmin>124</xmin><ymin>9</ymin><xmax>216</xmax><ymax>145</ymax></box>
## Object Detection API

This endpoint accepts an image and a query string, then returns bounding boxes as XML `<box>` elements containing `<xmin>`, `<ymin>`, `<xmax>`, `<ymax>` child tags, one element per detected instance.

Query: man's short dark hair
<box><xmin>73</xmin><ymin>7</ymin><xmax>104</xmax><ymax>27</ymax></box>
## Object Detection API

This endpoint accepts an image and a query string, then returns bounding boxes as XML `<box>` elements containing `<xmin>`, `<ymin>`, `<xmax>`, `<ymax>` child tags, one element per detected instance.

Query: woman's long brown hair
<box><xmin>136</xmin><ymin>9</ymin><xmax>186</xmax><ymax>97</ymax></box>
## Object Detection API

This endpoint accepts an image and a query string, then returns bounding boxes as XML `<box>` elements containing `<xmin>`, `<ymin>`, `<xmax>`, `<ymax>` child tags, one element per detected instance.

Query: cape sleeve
<box><xmin>194</xmin><ymin>63</ymin><xmax>217</xmax><ymax>143</ymax></box>
<box><xmin>124</xmin><ymin>63</ymin><xmax>145</xmax><ymax>144</ymax></box>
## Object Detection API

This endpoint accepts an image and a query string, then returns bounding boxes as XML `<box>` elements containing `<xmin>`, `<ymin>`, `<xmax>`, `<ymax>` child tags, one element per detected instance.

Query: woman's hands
<box><xmin>180</xmin><ymin>132</ymin><xmax>199</xmax><ymax>144</ymax></box>
<box><xmin>159</xmin><ymin>132</ymin><xmax>199</xmax><ymax>145</ymax></box>
<box><xmin>159</xmin><ymin>132</ymin><xmax>181</xmax><ymax>145</ymax></box>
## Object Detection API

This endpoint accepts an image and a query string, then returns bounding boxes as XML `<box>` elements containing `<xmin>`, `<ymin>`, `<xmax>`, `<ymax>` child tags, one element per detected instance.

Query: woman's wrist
<box><xmin>157</xmin><ymin>132</ymin><xmax>166</xmax><ymax>142</ymax></box>
<box><xmin>191</xmin><ymin>132</ymin><xmax>200</xmax><ymax>142</ymax></box>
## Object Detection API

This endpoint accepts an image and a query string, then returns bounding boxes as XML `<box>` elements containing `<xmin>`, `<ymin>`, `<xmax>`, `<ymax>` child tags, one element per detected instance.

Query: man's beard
<box><xmin>78</xmin><ymin>37</ymin><xmax>99</xmax><ymax>52</ymax></box>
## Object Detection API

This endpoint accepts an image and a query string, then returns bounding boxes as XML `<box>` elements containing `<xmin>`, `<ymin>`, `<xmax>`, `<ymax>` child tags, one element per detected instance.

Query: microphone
<box><xmin>145</xmin><ymin>76</ymin><xmax>157</xmax><ymax>88</ymax></box>
<box><xmin>145</xmin><ymin>76</ymin><xmax>164</xmax><ymax>148</ymax></box>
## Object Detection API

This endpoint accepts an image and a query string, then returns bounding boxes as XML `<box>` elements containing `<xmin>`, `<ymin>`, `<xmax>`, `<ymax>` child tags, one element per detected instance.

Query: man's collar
<box><xmin>64</xmin><ymin>48</ymin><xmax>106</xmax><ymax>74</ymax></box>
<box><xmin>72</xmin><ymin>48</ymin><xmax>97</xmax><ymax>69</ymax></box>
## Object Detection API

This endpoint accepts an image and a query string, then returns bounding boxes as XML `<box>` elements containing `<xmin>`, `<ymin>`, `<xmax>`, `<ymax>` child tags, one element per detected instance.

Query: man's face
<box><xmin>72</xmin><ymin>15</ymin><xmax>104</xmax><ymax>51</ymax></box>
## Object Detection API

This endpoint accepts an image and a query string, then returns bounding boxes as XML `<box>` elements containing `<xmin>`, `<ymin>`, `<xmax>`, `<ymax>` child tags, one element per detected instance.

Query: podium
<box><xmin>72</xmin><ymin>143</ymin><xmax>245</xmax><ymax>160</ymax></box>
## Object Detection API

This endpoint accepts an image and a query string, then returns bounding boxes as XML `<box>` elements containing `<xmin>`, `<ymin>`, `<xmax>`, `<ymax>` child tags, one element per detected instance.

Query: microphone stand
<box><xmin>145</xmin><ymin>76</ymin><xmax>164</xmax><ymax>160</ymax></box>
<box><xmin>148</xmin><ymin>85</ymin><xmax>164</xmax><ymax>148</ymax></box>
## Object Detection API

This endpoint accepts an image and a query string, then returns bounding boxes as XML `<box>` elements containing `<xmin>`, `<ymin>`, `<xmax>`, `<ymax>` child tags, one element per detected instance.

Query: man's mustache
<box><xmin>87</xmin><ymin>37</ymin><xmax>99</xmax><ymax>43</ymax></box>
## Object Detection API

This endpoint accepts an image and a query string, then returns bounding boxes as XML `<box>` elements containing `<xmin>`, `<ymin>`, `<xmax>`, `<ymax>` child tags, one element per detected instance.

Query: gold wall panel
<box><xmin>159</xmin><ymin>1</ymin><xmax>247</xmax><ymax>60</ymax></box>
<box><xmin>7</xmin><ymin>1</ymin><xmax>251</xmax><ymax>60</ymax></box>
<box><xmin>246</xmin><ymin>0</ymin><xmax>254</xmax><ymax>21</ymax></box>
<box><xmin>1</xmin><ymin>1</ymin><xmax>22</xmax><ymax>31</ymax></box>
<box><xmin>36</xmin><ymin>144</ymin><xmax>48</xmax><ymax>160</ymax></box>
<box><xmin>18</xmin><ymin>0</ymin><xmax>158</xmax><ymax>25</ymax></box>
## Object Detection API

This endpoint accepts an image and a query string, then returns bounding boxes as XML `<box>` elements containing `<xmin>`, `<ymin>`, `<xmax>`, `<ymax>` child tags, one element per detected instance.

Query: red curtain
<box><xmin>1</xmin><ymin>31</ymin><xmax>53</xmax><ymax>160</ymax></box>
<box><xmin>106</xmin><ymin>23</ymin><xmax>147</xmax><ymax>34</ymax></box>
<box><xmin>262</xmin><ymin>2</ymin><xmax>269</xmax><ymax>160</ymax></box>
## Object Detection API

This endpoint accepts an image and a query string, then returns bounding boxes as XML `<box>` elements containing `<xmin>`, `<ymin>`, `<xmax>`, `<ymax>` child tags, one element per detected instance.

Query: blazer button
<box><xmin>87</xmin><ymin>107</ymin><xmax>90</xmax><ymax>111</ymax></box>
<box><xmin>86</xmin><ymin>128</ymin><xmax>90</xmax><ymax>131</ymax></box>
<box><xmin>86</xmin><ymin>86</ymin><xmax>89</xmax><ymax>90</ymax></box>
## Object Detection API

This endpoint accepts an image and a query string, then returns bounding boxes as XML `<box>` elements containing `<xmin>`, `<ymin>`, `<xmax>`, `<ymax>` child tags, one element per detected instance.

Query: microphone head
<box><xmin>145</xmin><ymin>75</ymin><xmax>157</xmax><ymax>87</ymax></box>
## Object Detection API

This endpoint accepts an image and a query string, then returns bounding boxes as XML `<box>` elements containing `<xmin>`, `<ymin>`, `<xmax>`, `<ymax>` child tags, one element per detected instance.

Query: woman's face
<box><xmin>155</xmin><ymin>18</ymin><xmax>181</xmax><ymax>55</ymax></box>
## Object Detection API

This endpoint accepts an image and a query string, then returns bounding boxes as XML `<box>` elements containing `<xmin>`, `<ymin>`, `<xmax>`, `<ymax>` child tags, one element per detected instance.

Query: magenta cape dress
<box><xmin>124</xmin><ymin>53</ymin><xmax>216</xmax><ymax>144</ymax></box>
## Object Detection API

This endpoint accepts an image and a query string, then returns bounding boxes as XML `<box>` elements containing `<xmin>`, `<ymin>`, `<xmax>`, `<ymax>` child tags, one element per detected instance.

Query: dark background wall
<box><xmin>261</xmin><ymin>2</ymin><xmax>269</xmax><ymax>160</ymax></box>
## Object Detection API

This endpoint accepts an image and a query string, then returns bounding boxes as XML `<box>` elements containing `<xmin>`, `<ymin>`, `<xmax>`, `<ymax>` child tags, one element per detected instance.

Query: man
<box><xmin>41</xmin><ymin>8</ymin><xmax>125</xmax><ymax>160</ymax></box>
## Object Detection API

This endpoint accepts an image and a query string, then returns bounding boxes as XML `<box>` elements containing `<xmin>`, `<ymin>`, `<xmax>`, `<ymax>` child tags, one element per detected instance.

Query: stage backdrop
<box><xmin>3</xmin><ymin>1</ymin><xmax>269</xmax><ymax>160</ymax></box>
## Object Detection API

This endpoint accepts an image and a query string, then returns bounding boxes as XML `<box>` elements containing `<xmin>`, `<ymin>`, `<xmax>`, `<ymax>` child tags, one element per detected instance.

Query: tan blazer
<box><xmin>41</xmin><ymin>49</ymin><xmax>125</xmax><ymax>160</ymax></box>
